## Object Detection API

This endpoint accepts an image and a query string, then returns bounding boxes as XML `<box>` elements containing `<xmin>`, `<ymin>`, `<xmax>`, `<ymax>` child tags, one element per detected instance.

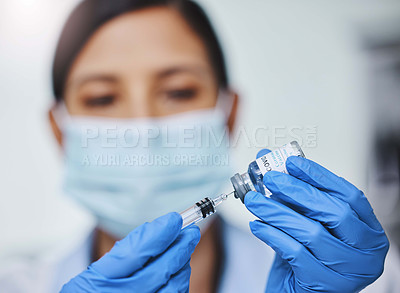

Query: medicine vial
<box><xmin>230</xmin><ymin>141</ymin><xmax>305</xmax><ymax>202</ymax></box>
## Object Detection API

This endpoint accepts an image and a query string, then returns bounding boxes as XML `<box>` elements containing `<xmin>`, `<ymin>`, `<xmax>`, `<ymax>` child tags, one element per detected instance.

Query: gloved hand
<box><xmin>61</xmin><ymin>212</ymin><xmax>200</xmax><ymax>293</ymax></box>
<box><xmin>245</xmin><ymin>150</ymin><xmax>389</xmax><ymax>293</ymax></box>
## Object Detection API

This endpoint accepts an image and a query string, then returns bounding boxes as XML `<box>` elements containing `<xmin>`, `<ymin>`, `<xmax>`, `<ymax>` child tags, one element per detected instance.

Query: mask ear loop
<box><xmin>51</xmin><ymin>102</ymin><xmax>72</xmax><ymax>132</ymax></box>
<box><xmin>215</xmin><ymin>89</ymin><xmax>235</xmax><ymax>124</ymax></box>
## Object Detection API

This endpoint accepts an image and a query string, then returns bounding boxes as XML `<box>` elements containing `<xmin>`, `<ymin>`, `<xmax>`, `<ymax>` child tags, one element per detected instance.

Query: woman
<box><xmin>50</xmin><ymin>0</ymin><xmax>389</xmax><ymax>292</ymax></box>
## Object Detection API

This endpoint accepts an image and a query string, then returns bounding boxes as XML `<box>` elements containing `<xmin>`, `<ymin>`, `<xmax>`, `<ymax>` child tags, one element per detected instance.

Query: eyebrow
<box><xmin>69</xmin><ymin>65</ymin><xmax>209</xmax><ymax>89</ymax></box>
<box><xmin>155</xmin><ymin>65</ymin><xmax>208</xmax><ymax>80</ymax></box>
<box><xmin>68</xmin><ymin>75</ymin><xmax>117</xmax><ymax>90</ymax></box>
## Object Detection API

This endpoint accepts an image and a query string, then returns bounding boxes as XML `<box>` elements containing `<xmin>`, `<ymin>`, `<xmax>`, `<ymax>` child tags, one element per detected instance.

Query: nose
<box><xmin>125</xmin><ymin>87</ymin><xmax>154</xmax><ymax>118</ymax></box>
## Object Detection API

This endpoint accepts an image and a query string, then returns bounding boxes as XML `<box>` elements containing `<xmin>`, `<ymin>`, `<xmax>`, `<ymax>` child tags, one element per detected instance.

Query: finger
<box><xmin>157</xmin><ymin>261</ymin><xmax>191</xmax><ymax>293</ymax></box>
<box><xmin>127</xmin><ymin>226</ymin><xmax>200</xmax><ymax>292</ymax></box>
<box><xmin>245</xmin><ymin>191</ymin><xmax>375</xmax><ymax>274</ymax></box>
<box><xmin>265</xmin><ymin>254</ymin><xmax>292</xmax><ymax>293</ymax></box>
<box><xmin>249</xmin><ymin>220</ymin><xmax>349</xmax><ymax>292</ymax></box>
<box><xmin>286</xmin><ymin>156</ymin><xmax>382</xmax><ymax>230</ymax></box>
<box><xmin>263</xmin><ymin>171</ymin><xmax>386</xmax><ymax>249</ymax></box>
<box><xmin>91</xmin><ymin>212</ymin><xmax>183</xmax><ymax>278</ymax></box>
<box><xmin>256</xmin><ymin>148</ymin><xmax>271</xmax><ymax>159</ymax></box>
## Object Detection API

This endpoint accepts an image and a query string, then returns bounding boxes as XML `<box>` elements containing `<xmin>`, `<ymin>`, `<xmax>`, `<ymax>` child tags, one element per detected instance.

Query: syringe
<box><xmin>179</xmin><ymin>141</ymin><xmax>306</xmax><ymax>229</ymax></box>
<box><xmin>180</xmin><ymin>191</ymin><xmax>233</xmax><ymax>229</ymax></box>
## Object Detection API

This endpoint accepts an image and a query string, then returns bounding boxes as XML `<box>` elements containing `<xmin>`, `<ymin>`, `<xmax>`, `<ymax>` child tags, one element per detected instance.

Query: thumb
<box><xmin>91</xmin><ymin>212</ymin><xmax>182</xmax><ymax>279</ymax></box>
<box><xmin>256</xmin><ymin>148</ymin><xmax>271</xmax><ymax>159</ymax></box>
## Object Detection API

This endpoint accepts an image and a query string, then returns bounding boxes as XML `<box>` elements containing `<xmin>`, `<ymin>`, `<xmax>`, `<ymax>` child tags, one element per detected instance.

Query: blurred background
<box><xmin>1</xmin><ymin>0</ymin><xmax>400</xmax><ymax>291</ymax></box>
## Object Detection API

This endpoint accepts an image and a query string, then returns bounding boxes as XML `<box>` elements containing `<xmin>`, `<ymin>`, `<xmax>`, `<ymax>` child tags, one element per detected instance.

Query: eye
<box><xmin>165</xmin><ymin>88</ymin><xmax>197</xmax><ymax>100</ymax></box>
<box><xmin>84</xmin><ymin>95</ymin><xmax>115</xmax><ymax>107</ymax></box>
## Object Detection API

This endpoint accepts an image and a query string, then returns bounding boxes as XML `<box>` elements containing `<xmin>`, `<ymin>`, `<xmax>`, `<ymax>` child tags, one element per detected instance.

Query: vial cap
<box><xmin>230</xmin><ymin>173</ymin><xmax>250</xmax><ymax>203</ymax></box>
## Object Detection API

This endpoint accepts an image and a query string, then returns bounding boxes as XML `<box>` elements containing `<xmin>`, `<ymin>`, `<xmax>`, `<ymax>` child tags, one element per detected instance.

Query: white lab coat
<box><xmin>1</xmin><ymin>219</ymin><xmax>399</xmax><ymax>293</ymax></box>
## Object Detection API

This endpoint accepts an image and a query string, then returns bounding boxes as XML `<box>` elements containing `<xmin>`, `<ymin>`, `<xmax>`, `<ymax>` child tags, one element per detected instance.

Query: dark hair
<box><xmin>52</xmin><ymin>0</ymin><xmax>229</xmax><ymax>101</ymax></box>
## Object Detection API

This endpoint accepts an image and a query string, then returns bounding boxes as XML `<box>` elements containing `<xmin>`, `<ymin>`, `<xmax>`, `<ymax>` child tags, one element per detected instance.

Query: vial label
<box><xmin>256</xmin><ymin>142</ymin><xmax>302</xmax><ymax>175</ymax></box>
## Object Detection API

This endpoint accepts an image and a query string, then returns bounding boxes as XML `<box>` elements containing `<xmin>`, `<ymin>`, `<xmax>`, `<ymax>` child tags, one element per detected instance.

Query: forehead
<box><xmin>68</xmin><ymin>7</ymin><xmax>211</xmax><ymax>79</ymax></box>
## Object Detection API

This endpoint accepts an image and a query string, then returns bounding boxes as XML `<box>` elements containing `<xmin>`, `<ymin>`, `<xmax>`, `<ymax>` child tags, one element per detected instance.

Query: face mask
<box><xmin>55</xmin><ymin>100</ymin><xmax>233</xmax><ymax>239</ymax></box>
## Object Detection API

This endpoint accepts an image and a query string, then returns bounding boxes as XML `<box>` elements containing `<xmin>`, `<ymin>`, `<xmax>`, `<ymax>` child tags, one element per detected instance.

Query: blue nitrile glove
<box><xmin>245</xmin><ymin>150</ymin><xmax>389</xmax><ymax>293</ymax></box>
<box><xmin>61</xmin><ymin>212</ymin><xmax>200</xmax><ymax>293</ymax></box>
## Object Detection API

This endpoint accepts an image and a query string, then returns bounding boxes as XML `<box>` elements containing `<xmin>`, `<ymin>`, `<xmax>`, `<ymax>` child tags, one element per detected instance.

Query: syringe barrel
<box><xmin>180</xmin><ymin>204</ymin><xmax>203</xmax><ymax>229</ymax></box>
<box><xmin>180</xmin><ymin>197</ymin><xmax>219</xmax><ymax>229</ymax></box>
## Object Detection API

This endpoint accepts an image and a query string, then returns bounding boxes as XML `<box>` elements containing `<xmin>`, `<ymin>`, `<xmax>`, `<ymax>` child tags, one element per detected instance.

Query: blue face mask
<box><xmin>57</xmin><ymin>105</ymin><xmax>233</xmax><ymax>239</ymax></box>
